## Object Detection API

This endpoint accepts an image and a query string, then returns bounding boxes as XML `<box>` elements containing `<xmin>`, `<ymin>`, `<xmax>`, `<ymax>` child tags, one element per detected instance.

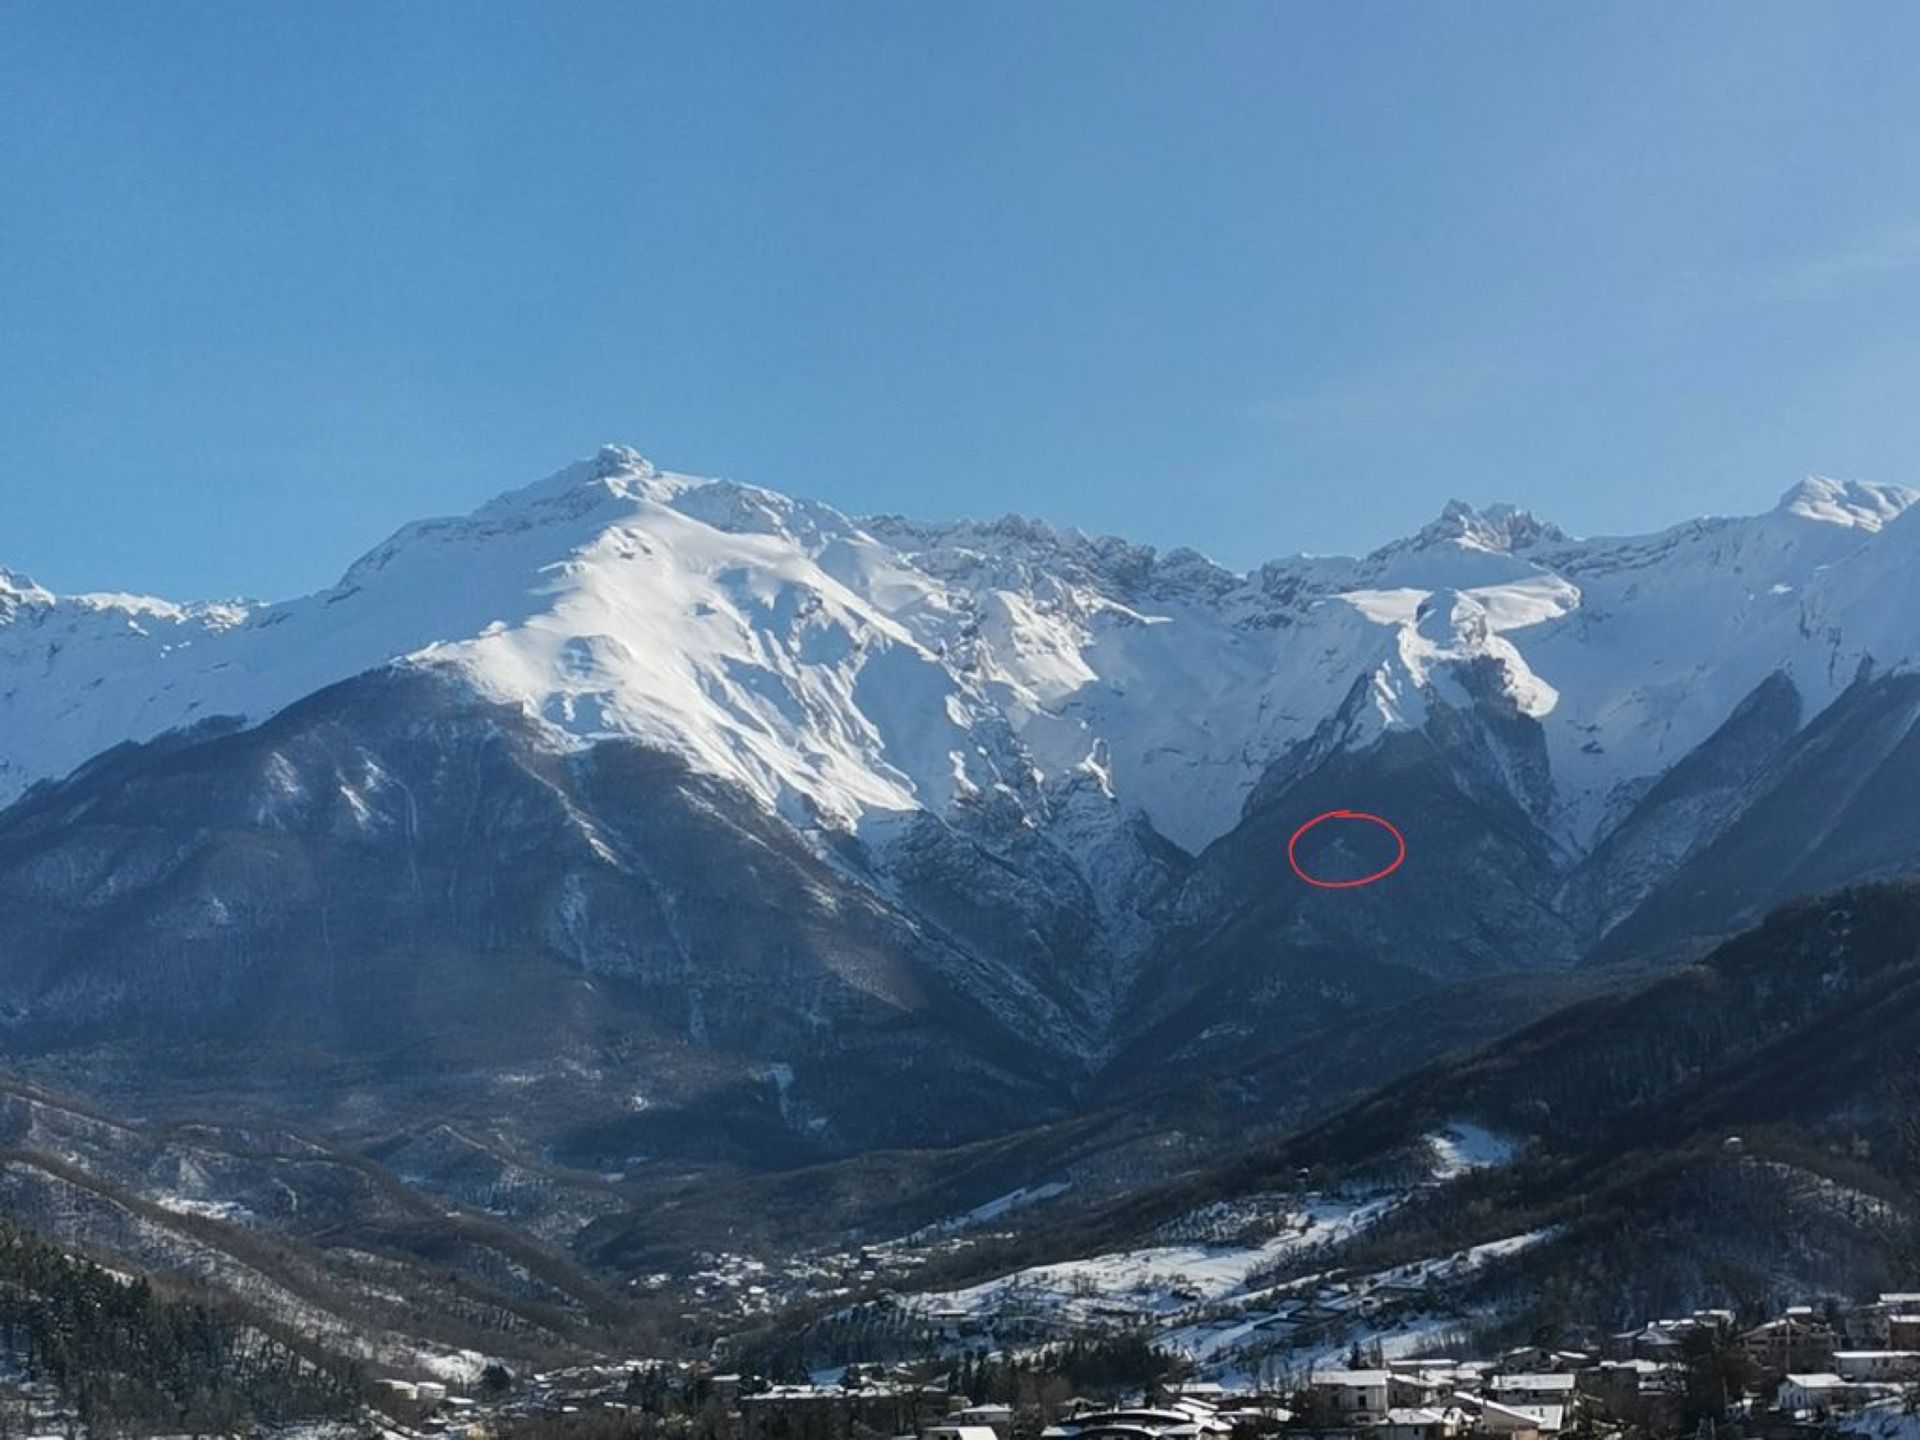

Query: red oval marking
<box><xmin>1287</xmin><ymin>809</ymin><xmax>1406</xmax><ymax>889</ymax></box>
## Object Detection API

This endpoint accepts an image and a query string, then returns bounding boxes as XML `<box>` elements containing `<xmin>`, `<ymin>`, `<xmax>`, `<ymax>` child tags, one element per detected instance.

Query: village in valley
<box><xmin>334</xmin><ymin>1117</ymin><xmax>1920</xmax><ymax>1440</ymax></box>
<box><xmin>357</xmin><ymin>1291</ymin><xmax>1920</xmax><ymax>1440</ymax></box>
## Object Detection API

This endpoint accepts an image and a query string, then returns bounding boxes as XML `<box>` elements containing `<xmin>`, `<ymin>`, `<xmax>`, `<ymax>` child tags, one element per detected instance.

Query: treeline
<box><xmin>952</xmin><ymin>1334</ymin><xmax>1186</xmax><ymax>1406</ymax></box>
<box><xmin>780</xmin><ymin>1298</ymin><xmax>942</xmax><ymax>1369</ymax></box>
<box><xmin>0</xmin><ymin>1217</ymin><xmax>363</xmax><ymax>1436</ymax></box>
<box><xmin>487</xmin><ymin>1370</ymin><xmax>733</xmax><ymax>1440</ymax></box>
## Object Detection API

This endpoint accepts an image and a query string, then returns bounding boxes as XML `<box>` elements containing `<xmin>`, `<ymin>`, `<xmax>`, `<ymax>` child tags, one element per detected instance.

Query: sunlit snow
<box><xmin>4</xmin><ymin>447</ymin><xmax>1918</xmax><ymax>861</ymax></box>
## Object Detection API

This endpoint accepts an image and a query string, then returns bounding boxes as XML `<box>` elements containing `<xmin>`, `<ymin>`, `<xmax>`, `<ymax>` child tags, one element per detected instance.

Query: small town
<box><xmin>355</xmin><ymin>1291</ymin><xmax>1920</xmax><ymax>1440</ymax></box>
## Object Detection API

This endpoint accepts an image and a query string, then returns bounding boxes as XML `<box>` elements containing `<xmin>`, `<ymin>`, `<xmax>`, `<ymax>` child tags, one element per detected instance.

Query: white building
<box><xmin>1311</xmin><ymin>1370</ymin><xmax>1391</xmax><ymax>1420</ymax></box>
<box><xmin>1832</xmin><ymin>1351</ymin><xmax>1920</xmax><ymax>1382</ymax></box>
<box><xmin>951</xmin><ymin>1404</ymin><xmax>1015</xmax><ymax>1437</ymax></box>
<box><xmin>924</xmin><ymin>1426</ymin><xmax>999</xmax><ymax>1440</ymax></box>
<box><xmin>1490</xmin><ymin>1374</ymin><xmax>1576</xmax><ymax>1406</ymax></box>
<box><xmin>1778</xmin><ymin>1373</ymin><xmax>1899</xmax><ymax>1414</ymax></box>
<box><xmin>1380</xmin><ymin>1406</ymin><xmax>1463</xmax><ymax>1440</ymax></box>
<box><xmin>1041</xmin><ymin>1408</ymin><xmax>1223</xmax><ymax>1440</ymax></box>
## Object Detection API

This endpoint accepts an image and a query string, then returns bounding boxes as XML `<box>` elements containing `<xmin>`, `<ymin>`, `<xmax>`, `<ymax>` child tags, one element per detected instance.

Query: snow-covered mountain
<box><xmin>6</xmin><ymin>448</ymin><xmax>1916</xmax><ymax>856</ymax></box>
<box><xmin>5</xmin><ymin>446</ymin><xmax>1920</xmax><ymax>1162</ymax></box>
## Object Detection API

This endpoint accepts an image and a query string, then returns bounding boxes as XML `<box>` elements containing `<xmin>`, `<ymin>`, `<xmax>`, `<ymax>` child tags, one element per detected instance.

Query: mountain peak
<box><xmin>1360</xmin><ymin>502</ymin><xmax>1566</xmax><ymax>579</ymax></box>
<box><xmin>0</xmin><ymin>568</ymin><xmax>49</xmax><ymax>598</ymax></box>
<box><xmin>472</xmin><ymin>443</ymin><xmax>663</xmax><ymax>521</ymax></box>
<box><xmin>1418</xmin><ymin>499</ymin><xmax>1566</xmax><ymax>554</ymax></box>
<box><xmin>589</xmin><ymin>442</ymin><xmax>655</xmax><ymax>479</ymax></box>
<box><xmin>1772</xmin><ymin>474</ymin><xmax>1918</xmax><ymax>531</ymax></box>
<box><xmin>0</xmin><ymin>569</ymin><xmax>53</xmax><ymax>620</ymax></box>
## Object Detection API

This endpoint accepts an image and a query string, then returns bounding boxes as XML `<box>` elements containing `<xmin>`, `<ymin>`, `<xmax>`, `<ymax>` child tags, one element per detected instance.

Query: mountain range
<box><xmin>4</xmin><ymin>447</ymin><xmax>1920</xmax><ymax>1367</ymax></box>
<box><xmin>11</xmin><ymin>456</ymin><xmax>1920</xmax><ymax>1159</ymax></box>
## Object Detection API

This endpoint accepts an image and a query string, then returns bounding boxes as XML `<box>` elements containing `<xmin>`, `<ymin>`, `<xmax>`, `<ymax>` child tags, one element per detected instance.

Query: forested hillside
<box><xmin>938</xmin><ymin>880</ymin><xmax>1920</xmax><ymax>1334</ymax></box>
<box><xmin>0</xmin><ymin>1217</ymin><xmax>362</xmax><ymax>1435</ymax></box>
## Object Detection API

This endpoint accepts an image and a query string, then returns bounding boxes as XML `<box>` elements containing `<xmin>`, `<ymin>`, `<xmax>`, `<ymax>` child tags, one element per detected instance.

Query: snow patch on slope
<box><xmin>910</xmin><ymin>1192</ymin><xmax>1398</xmax><ymax>1329</ymax></box>
<box><xmin>1426</xmin><ymin>1122</ymin><xmax>1520</xmax><ymax>1179</ymax></box>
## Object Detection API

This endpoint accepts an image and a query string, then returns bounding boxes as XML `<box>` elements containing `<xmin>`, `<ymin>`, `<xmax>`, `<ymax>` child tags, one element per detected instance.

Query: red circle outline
<box><xmin>1287</xmin><ymin>809</ymin><xmax>1406</xmax><ymax>889</ymax></box>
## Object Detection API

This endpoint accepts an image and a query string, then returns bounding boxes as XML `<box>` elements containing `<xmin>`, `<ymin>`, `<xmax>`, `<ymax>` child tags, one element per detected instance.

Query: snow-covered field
<box><xmin>1161</xmin><ymin>1229</ymin><xmax>1555</xmax><ymax>1376</ymax></box>
<box><xmin>899</xmin><ymin>1118</ymin><xmax>1537</xmax><ymax>1378</ymax></box>
<box><xmin>908</xmin><ymin>1182</ymin><xmax>1076</xmax><ymax>1240</ymax></box>
<box><xmin>913</xmin><ymin>1191</ymin><xmax>1402</xmax><ymax>1330</ymax></box>
<box><xmin>907</xmin><ymin>1182</ymin><xmax>1551</xmax><ymax>1380</ymax></box>
<box><xmin>1426</xmin><ymin>1122</ymin><xmax>1520</xmax><ymax>1179</ymax></box>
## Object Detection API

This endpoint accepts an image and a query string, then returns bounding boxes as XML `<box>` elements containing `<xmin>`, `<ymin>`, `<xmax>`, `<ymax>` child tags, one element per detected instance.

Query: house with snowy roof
<box><xmin>1740</xmin><ymin>1310</ymin><xmax>1835</xmax><ymax>1375</ymax></box>
<box><xmin>1487</xmin><ymin>1374</ymin><xmax>1576</xmax><ymax>1407</ymax></box>
<box><xmin>1307</xmin><ymin>1371</ymin><xmax>1390</xmax><ymax>1421</ymax></box>
<box><xmin>1849</xmin><ymin>1293</ymin><xmax>1920</xmax><ymax>1346</ymax></box>
<box><xmin>1040</xmin><ymin>1406</ymin><xmax>1229</xmax><ymax>1440</ymax></box>
<box><xmin>1776</xmin><ymin>1373</ymin><xmax>1902</xmax><ymax>1415</ymax></box>
<box><xmin>949</xmin><ymin>1402</ymin><xmax>1013</xmax><ymax>1435</ymax></box>
<box><xmin>1487</xmin><ymin>1402</ymin><xmax>1564</xmax><ymax>1436</ymax></box>
<box><xmin>1832</xmin><ymin>1350</ymin><xmax>1920</xmax><ymax>1383</ymax></box>
<box><xmin>922</xmin><ymin>1425</ymin><xmax>999</xmax><ymax>1440</ymax></box>
<box><xmin>1385</xmin><ymin>1370</ymin><xmax>1458</xmax><ymax>1407</ymax></box>
<box><xmin>1448</xmin><ymin>1393</ymin><xmax>1562</xmax><ymax>1438</ymax></box>
<box><xmin>1379</xmin><ymin>1405</ymin><xmax>1465</xmax><ymax>1440</ymax></box>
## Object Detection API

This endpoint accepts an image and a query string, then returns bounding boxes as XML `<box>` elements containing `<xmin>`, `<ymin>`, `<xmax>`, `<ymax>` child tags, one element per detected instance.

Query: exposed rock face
<box><xmin>0</xmin><ymin>669</ymin><xmax>1087</xmax><ymax>1163</ymax></box>
<box><xmin>4</xmin><ymin>450</ymin><xmax>1920</xmax><ymax>1166</ymax></box>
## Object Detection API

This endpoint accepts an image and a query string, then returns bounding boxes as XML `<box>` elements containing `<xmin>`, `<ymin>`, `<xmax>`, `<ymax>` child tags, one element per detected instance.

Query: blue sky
<box><xmin>7</xmin><ymin>3</ymin><xmax>1920</xmax><ymax>600</ymax></box>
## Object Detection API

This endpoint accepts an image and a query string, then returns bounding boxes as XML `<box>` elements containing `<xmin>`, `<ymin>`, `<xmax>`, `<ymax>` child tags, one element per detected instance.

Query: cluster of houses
<box><xmin>364</xmin><ymin>1293</ymin><xmax>1920</xmax><ymax>1440</ymax></box>
<box><xmin>1293</xmin><ymin>1292</ymin><xmax>1920</xmax><ymax>1438</ymax></box>
<box><xmin>1714</xmin><ymin>1291</ymin><xmax>1920</xmax><ymax>1417</ymax></box>
<box><xmin>1298</xmin><ymin>1361</ymin><xmax>1573</xmax><ymax>1439</ymax></box>
<box><xmin>739</xmin><ymin>1385</ymin><xmax>1275</xmax><ymax>1440</ymax></box>
<box><xmin>738</xmin><ymin>1378</ymin><xmax>978</xmax><ymax>1440</ymax></box>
